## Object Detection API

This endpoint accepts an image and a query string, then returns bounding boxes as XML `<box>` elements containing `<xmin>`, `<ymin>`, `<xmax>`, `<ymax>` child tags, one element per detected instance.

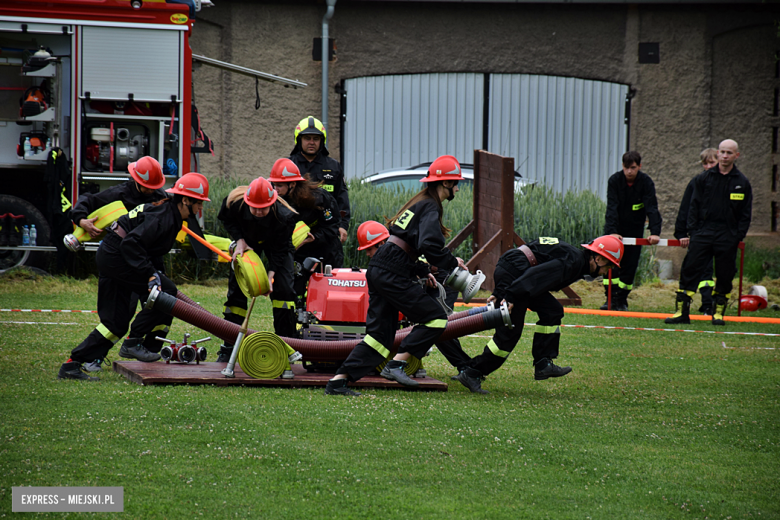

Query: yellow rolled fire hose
<box><xmin>72</xmin><ymin>200</ymin><xmax>128</xmax><ymax>242</ymax></box>
<box><xmin>292</xmin><ymin>220</ymin><xmax>311</xmax><ymax>249</ymax></box>
<box><xmin>237</xmin><ymin>332</ymin><xmax>293</xmax><ymax>379</ymax></box>
<box><xmin>181</xmin><ymin>226</ymin><xmax>270</xmax><ymax>297</ymax></box>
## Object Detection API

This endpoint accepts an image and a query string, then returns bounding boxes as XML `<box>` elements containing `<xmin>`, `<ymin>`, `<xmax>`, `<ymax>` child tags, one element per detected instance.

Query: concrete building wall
<box><xmin>190</xmin><ymin>1</ymin><xmax>778</xmax><ymax>240</ymax></box>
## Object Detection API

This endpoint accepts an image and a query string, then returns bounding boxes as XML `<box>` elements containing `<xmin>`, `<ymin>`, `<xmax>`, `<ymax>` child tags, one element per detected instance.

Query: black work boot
<box><xmin>612</xmin><ymin>288</ymin><xmax>629</xmax><ymax>312</ymax></box>
<box><xmin>58</xmin><ymin>361</ymin><xmax>99</xmax><ymax>381</ymax></box>
<box><xmin>534</xmin><ymin>358</ymin><xmax>572</xmax><ymax>380</ymax></box>
<box><xmin>665</xmin><ymin>291</ymin><xmax>693</xmax><ymax>325</ymax></box>
<box><xmin>712</xmin><ymin>293</ymin><xmax>729</xmax><ymax>326</ymax></box>
<box><xmin>455</xmin><ymin>368</ymin><xmax>489</xmax><ymax>394</ymax></box>
<box><xmin>324</xmin><ymin>378</ymin><xmax>362</xmax><ymax>396</ymax></box>
<box><xmin>699</xmin><ymin>286</ymin><xmax>714</xmax><ymax>315</ymax></box>
<box><xmin>119</xmin><ymin>338</ymin><xmax>161</xmax><ymax>362</ymax></box>
<box><xmin>216</xmin><ymin>344</ymin><xmax>233</xmax><ymax>363</ymax></box>
<box><xmin>380</xmin><ymin>359</ymin><xmax>419</xmax><ymax>387</ymax></box>
<box><xmin>143</xmin><ymin>327</ymin><xmax>169</xmax><ymax>354</ymax></box>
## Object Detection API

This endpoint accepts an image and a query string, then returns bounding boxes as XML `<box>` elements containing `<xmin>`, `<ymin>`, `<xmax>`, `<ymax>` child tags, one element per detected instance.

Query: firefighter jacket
<box><xmin>289</xmin><ymin>151</ymin><xmax>350</xmax><ymax>232</ymax></box>
<box><xmin>283</xmin><ymin>188</ymin><xmax>340</xmax><ymax>264</ymax></box>
<box><xmin>687</xmin><ymin>165</ymin><xmax>752</xmax><ymax>241</ymax></box>
<box><xmin>104</xmin><ymin>199</ymin><xmax>182</xmax><ymax>279</ymax></box>
<box><xmin>497</xmin><ymin>239</ymin><xmax>590</xmax><ymax>306</ymax></box>
<box><xmin>372</xmin><ymin>197</ymin><xmax>459</xmax><ymax>276</ymax></box>
<box><xmin>673</xmin><ymin>176</ymin><xmax>699</xmax><ymax>240</ymax></box>
<box><xmin>70</xmin><ymin>180</ymin><xmax>168</xmax><ymax>225</ymax></box>
<box><xmin>604</xmin><ymin>171</ymin><xmax>662</xmax><ymax>237</ymax></box>
<box><xmin>217</xmin><ymin>197</ymin><xmax>296</xmax><ymax>274</ymax></box>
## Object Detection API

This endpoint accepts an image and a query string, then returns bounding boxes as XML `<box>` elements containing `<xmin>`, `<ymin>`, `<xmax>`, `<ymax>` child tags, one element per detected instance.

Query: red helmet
<box><xmin>582</xmin><ymin>235</ymin><xmax>623</xmax><ymax>268</ymax></box>
<box><xmin>268</xmin><ymin>158</ymin><xmax>305</xmax><ymax>183</ymax></box>
<box><xmin>421</xmin><ymin>155</ymin><xmax>464</xmax><ymax>183</ymax></box>
<box><xmin>357</xmin><ymin>220</ymin><xmax>389</xmax><ymax>250</ymax></box>
<box><xmin>739</xmin><ymin>295</ymin><xmax>767</xmax><ymax>312</ymax></box>
<box><xmin>166</xmin><ymin>172</ymin><xmax>211</xmax><ymax>201</ymax></box>
<box><xmin>244</xmin><ymin>177</ymin><xmax>278</xmax><ymax>209</ymax></box>
<box><xmin>129</xmin><ymin>156</ymin><xmax>165</xmax><ymax>189</ymax></box>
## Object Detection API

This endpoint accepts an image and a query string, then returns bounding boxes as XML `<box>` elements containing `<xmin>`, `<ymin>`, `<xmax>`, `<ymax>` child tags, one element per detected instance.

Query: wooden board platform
<box><xmin>113</xmin><ymin>361</ymin><xmax>448</xmax><ymax>391</ymax></box>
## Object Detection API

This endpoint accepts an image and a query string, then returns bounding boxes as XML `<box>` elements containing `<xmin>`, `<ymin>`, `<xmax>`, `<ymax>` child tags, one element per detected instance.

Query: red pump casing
<box><xmin>306</xmin><ymin>269</ymin><xmax>370</xmax><ymax>323</ymax></box>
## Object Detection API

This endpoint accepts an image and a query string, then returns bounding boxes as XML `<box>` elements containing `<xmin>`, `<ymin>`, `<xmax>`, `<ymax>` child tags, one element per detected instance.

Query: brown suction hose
<box><xmin>148</xmin><ymin>288</ymin><xmax>505</xmax><ymax>362</ymax></box>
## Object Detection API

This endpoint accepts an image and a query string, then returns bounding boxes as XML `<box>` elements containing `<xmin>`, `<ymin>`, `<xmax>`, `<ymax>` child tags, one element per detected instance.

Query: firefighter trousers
<box><xmin>430</xmin><ymin>276</ymin><xmax>471</xmax><ymax>371</ymax></box>
<box><xmin>467</xmin><ymin>263</ymin><xmax>564</xmax><ymax>376</ymax></box>
<box><xmin>679</xmin><ymin>232</ymin><xmax>739</xmax><ymax>296</ymax></box>
<box><xmin>337</xmin><ymin>265</ymin><xmax>448</xmax><ymax>382</ymax></box>
<box><xmin>70</xmin><ymin>248</ymin><xmax>176</xmax><ymax>363</ymax></box>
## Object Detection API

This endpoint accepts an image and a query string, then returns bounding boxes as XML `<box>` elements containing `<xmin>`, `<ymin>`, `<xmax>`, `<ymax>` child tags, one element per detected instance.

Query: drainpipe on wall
<box><xmin>322</xmin><ymin>0</ymin><xmax>336</xmax><ymax>131</ymax></box>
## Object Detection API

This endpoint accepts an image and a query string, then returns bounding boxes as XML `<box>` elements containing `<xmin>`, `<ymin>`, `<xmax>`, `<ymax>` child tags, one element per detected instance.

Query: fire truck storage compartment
<box><xmin>78</xmin><ymin>26</ymin><xmax>183</xmax><ymax>183</ymax></box>
<box><xmin>80</xmin><ymin>26</ymin><xmax>180</xmax><ymax>102</ymax></box>
<box><xmin>82</xmin><ymin>122</ymin><xmax>150</xmax><ymax>172</ymax></box>
<box><xmin>0</xmin><ymin>21</ymin><xmax>72</xmax><ymax>168</ymax></box>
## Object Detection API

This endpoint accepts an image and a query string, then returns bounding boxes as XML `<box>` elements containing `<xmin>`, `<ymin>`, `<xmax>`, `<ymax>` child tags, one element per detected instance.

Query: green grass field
<box><xmin>1</xmin><ymin>274</ymin><xmax>778</xmax><ymax>519</ymax></box>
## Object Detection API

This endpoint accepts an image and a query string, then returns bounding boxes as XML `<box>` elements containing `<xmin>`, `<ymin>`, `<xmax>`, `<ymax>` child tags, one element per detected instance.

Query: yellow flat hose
<box><xmin>73</xmin><ymin>200</ymin><xmax>127</xmax><ymax>242</ymax></box>
<box><xmin>233</xmin><ymin>250</ymin><xmax>270</xmax><ymax>298</ymax></box>
<box><xmin>237</xmin><ymin>332</ymin><xmax>291</xmax><ymax>379</ymax></box>
<box><xmin>292</xmin><ymin>221</ymin><xmax>310</xmax><ymax>249</ymax></box>
<box><xmin>376</xmin><ymin>355</ymin><xmax>422</xmax><ymax>376</ymax></box>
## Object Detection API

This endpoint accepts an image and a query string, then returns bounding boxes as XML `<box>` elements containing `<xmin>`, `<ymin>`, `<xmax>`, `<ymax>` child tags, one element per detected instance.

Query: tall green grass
<box><xmin>342</xmin><ymin>181</ymin><xmax>608</xmax><ymax>269</ymax></box>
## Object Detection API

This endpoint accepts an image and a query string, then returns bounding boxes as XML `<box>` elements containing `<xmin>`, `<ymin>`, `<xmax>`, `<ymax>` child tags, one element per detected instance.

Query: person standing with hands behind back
<box><xmin>672</xmin><ymin>148</ymin><xmax>718</xmax><ymax>314</ymax></box>
<box><xmin>602</xmin><ymin>151</ymin><xmax>662</xmax><ymax>311</ymax></box>
<box><xmin>666</xmin><ymin>139</ymin><xmax>752</xmax><ymax>326</ymax></box>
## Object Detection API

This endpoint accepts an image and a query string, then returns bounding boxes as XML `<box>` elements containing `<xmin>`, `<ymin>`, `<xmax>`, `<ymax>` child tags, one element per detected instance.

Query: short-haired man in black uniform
<box><xmin>665</xmin><ymin>139</ymin><xmax>752</xmax><ymax>326</ymax></box>
<box><xmin>602</xmin><ymin>151</ymin><xmax>662</xmax><ymax>311</ymax></box>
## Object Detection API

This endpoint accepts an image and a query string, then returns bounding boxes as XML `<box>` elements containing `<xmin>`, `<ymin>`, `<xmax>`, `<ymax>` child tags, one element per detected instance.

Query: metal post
<box><xmin>321</xmin><ymin>0</ymin><xmax>337</xmax><ymax>131</ymax></box>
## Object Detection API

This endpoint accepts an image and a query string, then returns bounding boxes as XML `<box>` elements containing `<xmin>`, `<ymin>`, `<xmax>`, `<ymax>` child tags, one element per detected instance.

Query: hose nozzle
<box><xmin>445</xmin><ymin>266</ymin><xmax>486</xmax><ymax>303</ymax></box>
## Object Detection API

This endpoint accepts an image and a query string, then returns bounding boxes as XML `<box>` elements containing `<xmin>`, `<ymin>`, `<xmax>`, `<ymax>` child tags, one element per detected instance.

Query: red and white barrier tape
<box><xmin>467</xmin><ymin>322</ymin><xmax>780</xmax><ymax>338</ymax></box>
<box><xmin>621</xmin><ymin>237</ymin><xmax>744</xmax><ymax>249</ymax></box>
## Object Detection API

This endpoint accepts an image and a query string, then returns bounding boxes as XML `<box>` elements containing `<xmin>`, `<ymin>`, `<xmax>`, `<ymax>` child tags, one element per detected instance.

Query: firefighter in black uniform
<box><xmin>454</xmin><ymin>235</ymin><xmax>624</xmax><ymax>393</ymax></box>
<box><xmin>269</xmin><ymin>158</ymin><xmax>341</xmax><ymax>301</ymax></box>
<box><xmin>57</xmin><ymin>172</ymin><xmax>211</xmax><ymax>381</ymax></box>
<box><xmin>602</xmin><ymin>151</ymin><xmax>662</xmax><ymax>311</ymax></box>
<box><xmin>672</xmin><ymin>148</ymin><xmax>719</xmax><ymax>314</ymax></box>
<box><xmin>70</xmin><ymin>156</ymin><xmax>168</xmax><ymax>239</ymax></box>
<box><xmin>67</xmin><ymin>156</ymin><xmax>170</xmax><ymax>372</ymax></box>
<box><xmin>665</xmin><ymin>139</ymin><xmax>752</xmax><ymax>326</ymax></box>
<box><xmin>217</xmin><ymin>170</ymin><xmax>298</xmax><ymax>360</ymax></box>
<box><xmin>356</xmin><ymin>220</ymin><xmax>471</xmax><ymax>374</ymax></box>
<box><xmin>325</xmin><ymin>155</ymin><xmax>468</xmax><ymax>396</ymax></box>
<box><xmin>289</xmin><ymin>116</ymin><xmax>350</xmax><ymax>267</ymax></box>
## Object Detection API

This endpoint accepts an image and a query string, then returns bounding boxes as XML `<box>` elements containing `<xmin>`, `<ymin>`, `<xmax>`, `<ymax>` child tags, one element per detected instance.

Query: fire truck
<box><xmin>0</xmin><ymin>0</ymin><xmax>305</xmax><ymax>272</ymax></box>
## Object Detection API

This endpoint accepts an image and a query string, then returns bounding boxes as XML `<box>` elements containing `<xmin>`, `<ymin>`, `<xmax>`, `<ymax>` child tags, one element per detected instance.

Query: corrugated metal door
<box><xmin>488</xmin><ymin>74</ymin><xmax>628</xmax><ymax>200</ymax></box>
<box><xmin>343</xmin><ymin>73</ymin><xmax>484</xmax><ymax>179</ymax></box>
<box><xmin>81</xmin><ymin>26</ymin><xmax>181</xmax><ymax>102</ymax></box>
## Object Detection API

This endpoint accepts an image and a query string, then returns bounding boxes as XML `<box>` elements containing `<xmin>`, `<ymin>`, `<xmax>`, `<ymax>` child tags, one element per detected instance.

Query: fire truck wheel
<box><xmin>0</xmin><ymin>194</ymin><xmax>51</xmax><ymax>273</ymax></box>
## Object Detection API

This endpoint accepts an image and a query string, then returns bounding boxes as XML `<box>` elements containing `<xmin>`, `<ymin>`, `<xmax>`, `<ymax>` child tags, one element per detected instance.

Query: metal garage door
<box><xmin>489</xmin><ymin>74</ymin><xmax>628</xmax><ymax>200</ymax></box>
<box><xmin>342</xmin><ymin>73</ymin><xmax>484</xmax><ymax>179</ymax></box>
<box><xmin>343</xmin><ymin>73</ymin><xmax>628</xmax><ymax>200</ymax></box>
